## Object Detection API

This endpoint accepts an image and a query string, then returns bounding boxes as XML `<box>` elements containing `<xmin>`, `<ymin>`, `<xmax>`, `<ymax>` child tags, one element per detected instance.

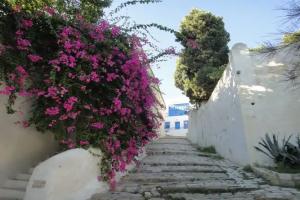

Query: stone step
<box><xmin>15</xmin><ymin>173</ymin><xmax>31</xmax><ymax>181</ymax></box>
<box><xmin>0</xmin><ymin>188</ymin><xmax>25</xmax><ymax>200</ymax></box>
<box><xmin>146</xmin><ymin>143</ymin><xmax>197</xmax><ymax>151</ymax></box>
<box><xmin>90</xmin><ymin>192</ymin><xmax>143</xmax><ymax>200</ymax></box>
<box><xmin>116</xmin><ymin>180</ymin><xmax>248</xmax><ymax>193</ymax></box>
<box><xmin>142</xmin><ymin>155</ymin><xmax>217</xmax><ymax>166</ymax></box>
<box><xmin>146</xmin><ymin>149</ymin><xmax>199</xmax><ymax>155</ymax></box>
<box><xmin>165</xmin><ymin>192</ymin><xmax>255</xmax><ymax>200</ymax></box>
<box><xmin>151</xmin><ymin>142</ymin><xmax>191</xmax><ymax>146</ymax></box>
<box><xmin>3</xmin><ymin>180</ymin><xmax>28</xmax><ymax>191</ymax></box>
<box><xmin>146</xmin><ymin>150</ymin><xmax>219</xmax><ymax>159</ymax></box>
<box><xmin>124</xmin><ymin>172</ymin><xmax>230</xmax><ymax>183</ymax></box>
<box><xmin>135</xmin><ymin>165</ymin><xmax>226</xmax><ymax>173</ymax></box>
<box><xmin>158</xmin><ymin>182</ymin><xmax>258</xmax><ymax>194</ymax></box>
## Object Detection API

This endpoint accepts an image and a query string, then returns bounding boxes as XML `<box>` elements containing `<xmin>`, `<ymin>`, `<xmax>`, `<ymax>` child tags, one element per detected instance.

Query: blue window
<box><xmin>184</xmin><ymin>120</ymin><xmax>189</xmax><ymax>129</ymax></box>
<box><xmin>164</xmin><ymin>121</ymin><xmax>170</xmax><ymax>129</ymax></box>
<box><xmin>175</xmin><ymin>121</ymin><xmax>180</xmax><ymax>129</ymax></box>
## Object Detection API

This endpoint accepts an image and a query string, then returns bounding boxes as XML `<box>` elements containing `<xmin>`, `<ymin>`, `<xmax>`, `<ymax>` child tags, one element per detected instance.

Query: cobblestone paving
<box><xmin>91</xmin><ymin>137</ymin><xmax>300</xmax><ymax>200</ymax></box>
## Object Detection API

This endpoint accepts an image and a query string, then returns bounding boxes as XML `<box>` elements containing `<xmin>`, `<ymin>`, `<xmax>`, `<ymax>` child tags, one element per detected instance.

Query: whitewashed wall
<box><xmin>0</xmin><ymin>96</ymin><xmax>58</xmax><ymax>186</ymax></box>
<box><xmin>188</xmin><ymin>43</ymin><xmax>300</xmax><ymax>166</ymax></box>
<box><xmin>188</xmin><ymin>43</ymin><xmax>250</xmax><ymax>165</ymax></box>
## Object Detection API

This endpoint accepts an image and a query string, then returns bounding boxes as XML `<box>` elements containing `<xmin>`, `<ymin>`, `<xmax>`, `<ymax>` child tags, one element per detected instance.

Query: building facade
<box><xmin>164</xmin><ymin>103</ymin><xmax>189</xmax><ymax>136</ymax></box>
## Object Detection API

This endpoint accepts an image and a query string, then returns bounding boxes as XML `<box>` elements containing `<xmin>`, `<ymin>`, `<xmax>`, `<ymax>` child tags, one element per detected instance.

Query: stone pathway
<box><xmin>91</xmin><ymin>137</ymin><xmax>300</xmax><ymax>200</ymax></box>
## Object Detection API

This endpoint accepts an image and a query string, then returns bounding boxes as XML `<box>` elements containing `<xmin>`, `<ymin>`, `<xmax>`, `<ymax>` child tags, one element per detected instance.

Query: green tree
<box><xmin>7</xmin><ymin>0</ymin><xmax>112</xmax><ymax>23</ymax></box>
<box><xmin>174</xmin><ymin>9</ymin><xmax>230</xmax><ymax>106</ymax></box>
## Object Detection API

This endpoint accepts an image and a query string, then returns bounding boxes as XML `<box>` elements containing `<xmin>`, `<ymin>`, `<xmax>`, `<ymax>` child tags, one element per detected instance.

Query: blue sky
<box><xmin>106</xmin><ymin>0</ymin><xmax>289</xmax><ymax>105</ymax></box>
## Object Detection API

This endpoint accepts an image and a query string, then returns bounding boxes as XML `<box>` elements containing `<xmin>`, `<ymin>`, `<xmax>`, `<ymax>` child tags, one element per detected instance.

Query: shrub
<box><xmin>0</xmin><ymin>2</ymin><xmax>164</xmax><ymax>187</ymax></box>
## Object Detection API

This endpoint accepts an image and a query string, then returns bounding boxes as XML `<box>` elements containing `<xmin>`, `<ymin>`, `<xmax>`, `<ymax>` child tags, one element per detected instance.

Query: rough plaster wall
<box><xmin>188</xmin><ymin>44</ymin><xmax>250</xmax><ymax>165</ymax></box>
<box><xmin>0</xmin><ymin>96</ymin><xmax>58</xmax><ymax>186</ymax></box>
<box><xmin>237</xmin><ymin>43</ymin><xmax>300</xmax><ymax>166</ymax></box>
<box><xmin>188</xmin><ymin>43</ymin><xmax>300</xmax><ymax>166</ymax></box>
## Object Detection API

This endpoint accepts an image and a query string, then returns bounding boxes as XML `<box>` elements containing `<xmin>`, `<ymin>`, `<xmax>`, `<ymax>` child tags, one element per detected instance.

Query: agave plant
<box><xmin>283</xmin><ymin>140</ymin><xmax>300</xmax><ymax>167</ymax></box>
<box><xmin>254</xmin><ymin>133</ymin><xmax>291</xmax><ymax>163</ymax></box>
<box><xmin>255</xmin><ymin>133</ymin><xmax>300</xmax><ymax>168</ymax></box>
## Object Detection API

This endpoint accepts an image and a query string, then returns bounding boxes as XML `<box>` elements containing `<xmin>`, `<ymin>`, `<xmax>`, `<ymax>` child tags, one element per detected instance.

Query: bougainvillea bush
<box><xmin>0</xmin><ymin>2</ymin><xmax>163</xmax><ymax>187</ymax></box>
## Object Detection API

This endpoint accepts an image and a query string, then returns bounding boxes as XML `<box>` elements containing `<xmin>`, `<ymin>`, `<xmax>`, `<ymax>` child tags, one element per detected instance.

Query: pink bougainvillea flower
<box><xmin>67</xmin><ymin>111</ymin><xmax>80</xmax><ymax>119</ymax></box>
<box><xmin>83</xmin><ymin>104</ymin><xmax>91</xmax><ymax>110</ymax></box>
<box><xmin>90</xmin><ymin>122</ymin><xmax>104</xmax><ymax>129</ymax></box>
<box><xmin>18</xmin><ymin>90</ymin><xmax>32</xmax><ymax>97</ymax></box>
<box><xmin>22</xmin><ymin>120</ymin><xmax>30</xmax><ymax>128</ymax></box>
<box><xmin>111</xmin><ymin>26</ymin><xmax>121</xmax><ymax>37</ymax></box>
<box><xmin>90</xmin><ymin>71</ymin><xmax>100</xmax><ymax>82</ymax></box>
<box><xmin>68</xmin><ymin>142</ymin><xmax>76</xmax><ymax>149</ymax></box>
<box><xmin>106</xmin><ymin>73</ymin><xmax>118</xmax><ymax>82</ymax></box>
<box><xmin>16</xmin><ymin>38</ymin><xmax>31</xmax><ymax>50</ymax></box>
<box><xmin>67</xmin><ymin>126</ymin><xmax>76</xmax><ymax>134</ymax></box>
<box><xmin>63</xmin><ymin>96</ymin><xmax>78</xmax><ymax>112</ymax></box>
<box><xmin>80</xmin><ymin>86</ymin><xmax>86</xmax><ymax>91</ymax></box>
<box><xmin>28</xmin><ymin>54</ymin><xmax>43</xmax><ymax>62</ymax></box>
<box><xmin>47</xmin><ymin>86</ymin><xmax>58</xmax><ymax>98</ymax></box>
<box><xmin>45</xmin><ymin>107</ymin><xmax>60</xmax><ymax>116</ymax></box>
<box><xmin>119</xmin><ymin>160</ymin><xmax>126</xmax><ymax>172</ymax></box>
<box><xmin>44</xmin><ymin>6</ymin><xmax>55</xmax><ymax>15</ymax></box>
<box><xmin>80</xmin><ymin>140</ymin><xmax>89</xmax><ymax>146</ymax></box>
<box><xmin>21</xmin><ymin>19</ymin><xmax>33</xmax><ymax>29</ymax></box>
<box><xmin>98</xmin><ymin>20</ymin><xmax>110</xmax><ymax>31</ymax></box>
<box><xmin>113</xmin><ymin>98</ymin><xmax>122</xmax><ymax>110</ymax></box>
<box><xmin>59</xmin><ymin>114</ymin><xmax>68</xmax><ymax>121</ymax></box>
<box><xmin>0</xmin><ymin>85</ymin><xmax>15</xmax><ymax>95</ymax></box>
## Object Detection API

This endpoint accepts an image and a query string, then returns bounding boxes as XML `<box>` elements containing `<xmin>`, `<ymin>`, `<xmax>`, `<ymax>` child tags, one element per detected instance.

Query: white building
<box><xmin>164</xmin><ymin>103</ymin><xmax>189</xmax><ymax>136</ymax></box>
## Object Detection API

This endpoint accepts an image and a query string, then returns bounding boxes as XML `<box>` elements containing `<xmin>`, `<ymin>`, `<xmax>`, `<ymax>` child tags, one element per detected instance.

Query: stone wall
<box><xmin>188</xmin><ymin>43</ymin><xmax>300</xmax><ymax>166</ymax></box>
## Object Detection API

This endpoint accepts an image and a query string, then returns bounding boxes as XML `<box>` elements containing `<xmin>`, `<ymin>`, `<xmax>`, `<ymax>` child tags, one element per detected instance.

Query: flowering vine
<box><xmin>0</xmin><ymin>3</ymin><xmax>168</xmax><ymax>188</ymax></box>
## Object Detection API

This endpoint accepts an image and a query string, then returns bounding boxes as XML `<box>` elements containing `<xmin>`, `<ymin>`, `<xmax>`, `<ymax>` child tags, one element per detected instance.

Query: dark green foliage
<box><xmin>255</xmin><ymin>133</ymin><xmax>300</xmax><ymax>168</ymax></box>
<box><xmin>174</xmin><ymin>9</ymin><xmax>230</xmax><ymax>106</ymax></box>
<box><xmin>6</xmin><ymin>0</ymin><xmax>112</xmax><ymax>23</ymax></box>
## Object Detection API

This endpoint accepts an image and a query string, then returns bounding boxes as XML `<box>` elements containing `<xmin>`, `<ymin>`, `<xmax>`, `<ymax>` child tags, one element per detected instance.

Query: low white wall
<box><xmin>188</xmin><ymin>43</ymin><xmax>300</xmax><ymax>166</ymax></box>
<box><xmin>0</xmin><ymin>96</ymin><xmax>58</xmax><ymax>185</ymax></box>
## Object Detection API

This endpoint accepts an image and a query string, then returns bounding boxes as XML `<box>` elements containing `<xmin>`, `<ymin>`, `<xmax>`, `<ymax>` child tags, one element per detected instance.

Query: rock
<box><xmin>24</xmin><ymin>148</ymin><xmax>109</xmax><ymax>200</ymax></box>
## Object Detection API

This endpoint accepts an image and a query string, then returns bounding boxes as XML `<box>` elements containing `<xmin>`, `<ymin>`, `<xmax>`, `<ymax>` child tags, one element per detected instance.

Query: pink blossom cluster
<box><xmin>0</xmin><ymin>13</ymin><xmax>162</xmax><ymax>188</ymax></box>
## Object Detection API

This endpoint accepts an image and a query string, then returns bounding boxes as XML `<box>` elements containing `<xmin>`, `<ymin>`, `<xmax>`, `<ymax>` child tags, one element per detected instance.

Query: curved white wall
<box><xmin>0</xmin><ymin>96</ymin><xmax>58</xmax><ymax>185</ymax></box>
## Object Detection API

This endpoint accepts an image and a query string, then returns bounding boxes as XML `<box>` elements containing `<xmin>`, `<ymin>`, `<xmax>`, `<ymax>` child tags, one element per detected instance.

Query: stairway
<box><xmin>0</xmin><ymin>168</ymin><xmax>34</xmax><ymax>200</ymax></box>
<box><xmin>90</xmin><ymin>137</ymin><xmax>300</xmax><ymax>200</ymax></box>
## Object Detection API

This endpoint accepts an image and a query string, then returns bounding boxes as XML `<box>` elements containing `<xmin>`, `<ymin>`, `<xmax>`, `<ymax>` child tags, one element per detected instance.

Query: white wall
<box><xmin>0</xmin><ymin>96</ymin><xmax>58</xmax><ymax>186</ymax></box>
<box><xmin>188</xmin><ymin>43</ymin><xmax>250</xmax><ymax>165</ymax></box>
<box><xmin>238</xmin><ymin>43</ymin><xmax>300</xmax><ymax>166</ymax></box>
<box><xmin>188</xmin><ymin>43</ymin><xmax>300</xmax><ymax>166</ymax></box>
